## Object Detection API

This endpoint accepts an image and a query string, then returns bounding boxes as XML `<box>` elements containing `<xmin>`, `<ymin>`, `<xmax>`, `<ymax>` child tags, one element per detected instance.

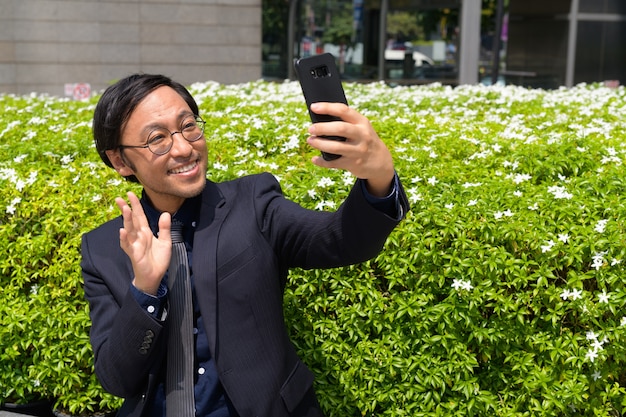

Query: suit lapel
<box><xmin>192</xmin><ymin>181</ymin><xmax>229</xmax><ymax>359</ymax></box>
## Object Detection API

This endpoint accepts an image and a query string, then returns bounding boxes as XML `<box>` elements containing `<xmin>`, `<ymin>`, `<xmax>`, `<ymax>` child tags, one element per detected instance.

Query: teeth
<box><xmin>170</xmin><ymin>162</ymin><xmax>196</xmax><ymax>174</ymax></box>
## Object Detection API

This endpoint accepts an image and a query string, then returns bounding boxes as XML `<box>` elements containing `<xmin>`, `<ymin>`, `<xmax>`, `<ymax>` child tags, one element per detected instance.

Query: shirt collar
<box><xmin>140</xmin><ymin>191</ymin><xmax>201</xmax><ymax>243</ymax></box>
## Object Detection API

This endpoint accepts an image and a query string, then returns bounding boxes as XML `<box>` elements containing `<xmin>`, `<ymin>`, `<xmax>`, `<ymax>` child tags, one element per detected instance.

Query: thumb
<box><xmin>158</xmin><ymin>211</ymin><xmax>172</xmax><ymax>243</ymax></box>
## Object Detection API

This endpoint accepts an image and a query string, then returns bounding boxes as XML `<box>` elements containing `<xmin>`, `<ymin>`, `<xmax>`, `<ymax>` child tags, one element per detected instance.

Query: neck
<box><xmin>143</xmin><ymin>191</ymin><xmax>186</xmax><ymax>214</ymax></box>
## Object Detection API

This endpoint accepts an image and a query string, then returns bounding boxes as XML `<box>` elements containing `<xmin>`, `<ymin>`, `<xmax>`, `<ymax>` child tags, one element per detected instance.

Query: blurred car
<box><xmin>384</xmin><ymin>48</ymin><xmax>434</xmax><ymax>66</ymax></box>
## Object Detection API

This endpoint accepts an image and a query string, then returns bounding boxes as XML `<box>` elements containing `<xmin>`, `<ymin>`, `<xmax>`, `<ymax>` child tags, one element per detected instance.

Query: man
<box><xmin>81</xmin><ymin>73</ymin><xmax>408</xmax><ymax>417</ymax></box>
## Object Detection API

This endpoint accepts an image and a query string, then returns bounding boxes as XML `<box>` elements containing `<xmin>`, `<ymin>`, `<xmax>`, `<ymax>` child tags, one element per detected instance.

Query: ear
<box><xmin>105</xmin><ymin>149</ymin><xmax>135</xmax><ymax>177</ymax></box>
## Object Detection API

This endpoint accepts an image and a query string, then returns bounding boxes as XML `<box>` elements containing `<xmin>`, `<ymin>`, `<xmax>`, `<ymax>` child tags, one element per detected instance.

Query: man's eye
<box><xmin>148</xmin><ymin>132</ymin><xmax>168</xmax><ymax>144</ymax></box>
<box><xmin>182</xmin><ymin>119</ymin><xmax>197</xmax><ymax>131</ymax></box>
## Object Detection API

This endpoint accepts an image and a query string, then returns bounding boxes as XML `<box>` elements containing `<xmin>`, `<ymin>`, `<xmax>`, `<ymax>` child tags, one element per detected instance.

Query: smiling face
<box><xmin>105</xmin><ymin>86</ymin><xmax>208</xmax><ymax>213</ymax></box>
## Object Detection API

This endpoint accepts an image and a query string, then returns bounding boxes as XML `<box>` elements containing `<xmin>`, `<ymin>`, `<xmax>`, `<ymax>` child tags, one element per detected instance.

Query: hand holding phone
<box><xmin>294</xmin><ymin>53</ymin><xmax>348</xmax><ymax>161</ymax></box>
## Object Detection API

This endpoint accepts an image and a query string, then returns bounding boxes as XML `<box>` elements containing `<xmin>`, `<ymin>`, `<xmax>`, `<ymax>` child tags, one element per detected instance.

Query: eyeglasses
<box><xmin>119</xmin><ymin>116</ymin><xmax>206</xmax><ymax>155</ymax></box>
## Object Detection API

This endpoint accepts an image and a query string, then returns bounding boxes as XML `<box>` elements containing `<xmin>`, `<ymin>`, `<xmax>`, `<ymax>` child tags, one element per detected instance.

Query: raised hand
<box><xmin>115</xmin><ymin>191</ymin><xmax>172</xmax><ymax>295</ymax></box>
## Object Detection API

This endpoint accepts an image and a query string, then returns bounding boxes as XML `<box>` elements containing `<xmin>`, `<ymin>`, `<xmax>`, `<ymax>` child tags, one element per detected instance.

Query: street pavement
<box><xmin>0</xmin><ymin>412</ymin><xmax>32</xmax><ymax>417</ymax></box>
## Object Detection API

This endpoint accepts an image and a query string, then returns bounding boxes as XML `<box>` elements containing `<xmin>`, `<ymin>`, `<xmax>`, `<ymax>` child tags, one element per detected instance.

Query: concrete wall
<box><xmin>0</xmin><ymin>0</ymin><xmax>262</xmax><ymax>95</ymax></box>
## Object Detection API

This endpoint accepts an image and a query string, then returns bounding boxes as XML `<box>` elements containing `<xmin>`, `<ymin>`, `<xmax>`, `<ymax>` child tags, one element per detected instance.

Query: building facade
<box><xmin>507</xmin><ymin>0</ymin><xmax>626</xmax><ymax>88</ymax></box>
<box><xmin>0</xmin><ymin>0</ymin><xmax>262</xmax><ymax>95</ymax></box>
<box><xmin>0</xmin><ymin>0</ymin><xmax>623</xmax><ymax>95</ymax></box>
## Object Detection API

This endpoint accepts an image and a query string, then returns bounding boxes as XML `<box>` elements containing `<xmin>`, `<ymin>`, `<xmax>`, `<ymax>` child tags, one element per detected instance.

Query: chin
<box><xmin>185</xmin><ymin>179</ymin><xmax>207</xmax><ymax>198</ymax></box>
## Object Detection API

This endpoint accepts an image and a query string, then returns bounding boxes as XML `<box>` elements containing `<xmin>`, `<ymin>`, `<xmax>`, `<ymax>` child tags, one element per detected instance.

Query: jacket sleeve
<box><xmin>81</xmin><ymin>223</ymin><xmax>167</xmax><ymax>398</ymax></box>
<box><xmin>252</xmin><ymin>172</ymin><xmax>409</xmax><ymax>271</ymax></box>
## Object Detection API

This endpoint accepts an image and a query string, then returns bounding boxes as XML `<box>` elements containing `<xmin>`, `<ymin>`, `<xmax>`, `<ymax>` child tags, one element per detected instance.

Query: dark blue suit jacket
<box><xmin>81</xmin><ymin>173</ymin><xmax>408</xmax><ymax>417</ymax></box>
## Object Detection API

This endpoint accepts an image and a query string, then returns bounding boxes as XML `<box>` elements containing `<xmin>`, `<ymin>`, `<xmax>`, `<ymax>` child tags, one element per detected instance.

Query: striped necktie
<box><xmin>166</xmin><ymin>221</ymin><xmax>195</xmax><ymax>417</ymax></box>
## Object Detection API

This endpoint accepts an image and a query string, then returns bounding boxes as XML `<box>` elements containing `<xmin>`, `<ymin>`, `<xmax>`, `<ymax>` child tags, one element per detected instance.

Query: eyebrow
<box><xmin>140</xmin><ymin>110</ymin><xmax>196</xmax><ymax>136</ymax></box>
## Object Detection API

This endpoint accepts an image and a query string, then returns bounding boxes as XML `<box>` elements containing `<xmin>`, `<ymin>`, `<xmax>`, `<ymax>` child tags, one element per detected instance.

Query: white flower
<box><xmin>598</xmin><ymin>291</ymin><xmax>610</xmax><ymax>304</ymax></box>
<box><xmin>560</xmin><ymin>289</ymin><xmax>571</xmax><ymax>300</ymax></box>
<box><xmin>594</xmin><ymin>219</ymin><xmax>609</xmax><ymax>233</ymax></box>
<box><xmin>511</xmin><ymin>173</ymin><xmax>532</xmax><ymax>184</ymax></box>
<box><xmin>307</xmin><ymin>189</ymin><xmax>317</xmax><ymax>199</ymax></box>
<box><xmin>570</xmin><ymin>289</ymin><xmax>583</xmax><ymax>300</ymax></box>
<box><xmin>592</xmin><ymin>370</ymin><xmax>602</xmax><ymax>381</ymax></box>
<box><xmin>60</xmin><ymin>154</ymin><xmax>74</xmax><ymax>165</ymax></box>
<box><xmin>503</xmin><ymin>160</ymin><xmax>519</xmax><ymax>169</ymax></box>
<box><xmin>26</xmin><ymin>171</ymin><xmax>38</xmax><ymax>185</ymax></box>
<box><xmin>528</xmin><ymin>203</ymin><xmax>539</xmax><ymax>211</ymax></box>
<box><xmin>467</xmin><ymin>199</ymin><xmax>478</xmax><ymax>206</ymax></box>
<box><xmin>547</xmin><ymin>185</ymin><xmax>573</xmax><ymax>199</ymax></box>
<box><xmin>558</xmin><ymin>233</ymin><xmax>570</xmax><ymax>243</ymax></box>
<box><xmin>427</xmin><ymin>176</ymin><xmax>438</xmax><ymax>186</ymax></box>
<box><xmin>591</xmin><ymin>252</ymin><xmax>607</xmax><ymax>270</ymax></box>
<box><xmin>407</xmin><ymin>187</ymin><xmax>422</xmax><ymax>203</ymax></box>
<box><xmin>280</xmin><ymin>135</ymin><xmax>300</xmax><ymax>153</ymax></box>
<box><xmin>341</xmin><ymin>172</ymin><xmax>354</xmax><ymax>186</ymax></box>
<box><xmin>591</xmin><ymin>339</ymin><xmax>605</xmax><ymax>351</ymax></box>
<box><xmin>452</xmin><ymin>279</ymin><xmax>473</xmax><ymax>291</ymax></box>
<box><xmin>213</xmin><ymin>162</ymin><xmax>228</xmax><ymax>171</ymax></box>
<box><xmin>445</xmin><ymin>203</ymin><xmax>454</xmax><ymax>209</ymax></box>
<box><xmin>317</xmin><ymin>177</ymin><xmax>335</xmax><ymax>188</ymax></box>
<box><xmin>586</xmin><ymin>331</ymin><xmax>598</xmax><ymax>341</ymax></box>
<box><xmin>585</xmin><ymin>349</ymin><xmax>598</xmax><ymax>362</ymax></box>
<box><xmin>620</xmin><ymin>317</ymin><xmax>626</xmax><ymax>327</ymax></box>
<box><xmin>611</xmin><ymin>258</ymin><xmax>621</xmax><ymax>266</ymax></box>
<box><xmin>541</xmin><ymin>240</ymin><xmax>555</xmax><ymax>253</ymax></box>
<box><xmin>6</xmin><ymin>197</ymin><xmax>21</xmax><ymax>214</ymax></box>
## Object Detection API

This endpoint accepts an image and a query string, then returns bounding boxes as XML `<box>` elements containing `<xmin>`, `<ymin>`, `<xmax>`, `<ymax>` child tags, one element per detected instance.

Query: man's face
<box><xmin>105</xmin><ymin>86</ymin><xmax>208</xmax><ymax>213</ymax></box>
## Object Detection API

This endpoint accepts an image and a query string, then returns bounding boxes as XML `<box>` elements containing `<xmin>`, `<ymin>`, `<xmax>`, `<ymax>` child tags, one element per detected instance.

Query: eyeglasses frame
<box><xmin>118</xmin><ymin>116</ymin><xmax>206</xmax><ymax>156</ymax></box>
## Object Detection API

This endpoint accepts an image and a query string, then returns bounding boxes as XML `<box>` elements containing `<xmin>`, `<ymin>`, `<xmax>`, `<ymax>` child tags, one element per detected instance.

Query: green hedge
<box><xmin>1</xmin><ymin>81</ymin><xmax>626</xmax><ymax>416</ymax></box>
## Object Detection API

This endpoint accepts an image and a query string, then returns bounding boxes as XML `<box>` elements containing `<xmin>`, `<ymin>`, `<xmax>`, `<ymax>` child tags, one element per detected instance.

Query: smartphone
<box><xmin>294</xmin><ymin>53</ymin><xmax>348</xmax><ymax>161</ymax></box>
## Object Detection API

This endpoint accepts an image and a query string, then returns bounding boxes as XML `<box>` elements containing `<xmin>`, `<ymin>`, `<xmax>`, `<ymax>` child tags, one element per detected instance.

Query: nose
<box><xmin>168</xmin><ymin>132</ymin><xmax>194</xmax><ymax>157</ymax></box>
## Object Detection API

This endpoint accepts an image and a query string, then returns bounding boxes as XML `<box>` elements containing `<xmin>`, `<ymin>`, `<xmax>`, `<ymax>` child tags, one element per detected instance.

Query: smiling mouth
<box><xmin>169</xmin><ymin>160</ymin><xmax>198</xmax><ymax>175</ymax></box>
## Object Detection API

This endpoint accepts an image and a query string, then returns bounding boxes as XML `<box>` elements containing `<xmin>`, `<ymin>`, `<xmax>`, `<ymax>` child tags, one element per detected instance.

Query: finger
<box><xmin>114</xmin><ymin>196</ymin><xmax>128</xmax><ymax>214</ymax></box>
<box><xmin>118</xmin><ymin>227</ymin><xmax>130</xmax><ymax>252</ymax></box>
<box><xmin>114</xmin><ymin>197</ymin><xmax>137</xmax><ymax>235</ymax></box>
<box><xmin>309</xmin><ymin>102</ymin><xmax>362</xmax><ymax>124</ymax></box>
<box><xmin>157</xmin><ymin>211</ymin><xmax>172</xmax><ymax>243</ymax></box>
<box><xmin>307</xmin><ymin>136</ymin><xmax>349</xmax><ymax>163</ymax></box>
<box><xmin>126</xmin><ymin>191</ymin><xmax>148</xmax><ymax>221</ymax></box>
<box><xmin>307</xmin><ymin>120</ymin><xmax>350</xmax><ymax>140</ymax></box>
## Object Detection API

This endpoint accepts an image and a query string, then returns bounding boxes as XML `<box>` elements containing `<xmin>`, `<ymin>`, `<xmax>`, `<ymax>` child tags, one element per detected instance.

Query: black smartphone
<box><xmin>294</xmin><ymin>53</ymin><xmax>348</xmax><ymax>161</ymax></box>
